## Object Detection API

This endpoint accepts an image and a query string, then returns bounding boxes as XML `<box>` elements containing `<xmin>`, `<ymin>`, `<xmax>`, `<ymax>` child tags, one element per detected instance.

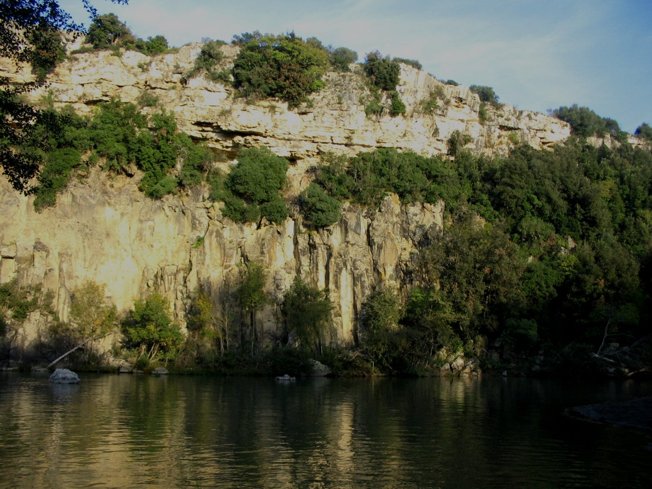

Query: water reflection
<box><xmin>1</xmin><ymin>373</ymin><xmax>651</xmax><ymax>488</ymax></box>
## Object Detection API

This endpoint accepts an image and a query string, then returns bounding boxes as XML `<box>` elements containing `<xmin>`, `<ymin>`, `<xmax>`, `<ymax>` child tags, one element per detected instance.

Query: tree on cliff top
<box><xmin>0</xmin><ymin>0</ymin><xmax>127</xmax><ymax>192</ymax></box>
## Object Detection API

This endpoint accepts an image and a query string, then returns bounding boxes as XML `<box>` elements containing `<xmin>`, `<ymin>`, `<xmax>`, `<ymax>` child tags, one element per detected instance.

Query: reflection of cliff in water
<box><xmin>0</xmin><ymin>374</ymin><xmax>651</xmax><ymax>488</ymax></box>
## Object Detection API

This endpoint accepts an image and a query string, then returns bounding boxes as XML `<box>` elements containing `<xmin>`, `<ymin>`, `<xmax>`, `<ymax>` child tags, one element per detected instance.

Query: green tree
<box><xmin>635</xmin><ymin>122</ymin><xmax>652</xmax><ymax>141</ymax></box>
<box><xmin>86</xmin><ymin>13</ymin><xmax>134</xmax><ymax>49</ymax></box>
<box><xmin>236</xmin><ymin>262</ymin><xmax>267</xmax><ymax>356</ymax></box>
<box><xmin>0</xmin><ymin>0</ymin><xmax>127</xmax><ymax>192</ymax></box>
<box><xmin>298</xmin><ymin>183</ymin><xmax>341</xmax><ymax>228</ymax></box>
<box><xmin>329</xmin><ymin>46</ymin><xmax>358</xmax><ymax>72</ymax></box>
<box><xmin>282</xmin><ymin>277</ymin><xmax>332</xmax><ymax>355</ymax></box>
<box><xmin>469</xmin><ymin>85</ymin><xmax>499</xmax><ymax>105</ymax></box>
<box><xmin>122</xmin><ymin>293</ymin><xmax>183</xmax><ymax>364</ymax></box>
<box><xmin>69</xmin><ymin>281</ymin><xmax>117</xmax><ymax>340</ymax></box>
<box><xmin>223</xmin><ymin>147</ymin><xmax>288</xmax><ymax>223</ymax></box>
<box><xmin>359</xmin><ymin>287</ymin><xmax>402</xmax><ymax>367</ymax></box>
<box><xmin>364</xmin><ymin>51</ymin><xmax>400</xmax><ymax>91</ymax></box>
<box><xmin>232</xmin><ymin>33</ymin><xmax>330</xmax><ymax>107</ymax></box>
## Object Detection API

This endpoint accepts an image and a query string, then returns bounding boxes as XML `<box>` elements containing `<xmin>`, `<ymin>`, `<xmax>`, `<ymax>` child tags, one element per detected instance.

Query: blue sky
<box><xmin>60</xmin><ymin>0</ymin><xmax>652</xmax><ymax>132</ymax></box>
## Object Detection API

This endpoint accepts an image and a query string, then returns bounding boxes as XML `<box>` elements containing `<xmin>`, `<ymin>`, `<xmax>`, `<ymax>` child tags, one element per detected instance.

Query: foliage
<box><xmin>393</xmin><ymin>57</ymin><xmax>422</xmax><ymax>70</ymax></box>
<box><xmin>184</xmin><ymin>40</ymin><xmax>225</xmax><ymax>81</ymax></box>
<box><xmin>359</xmin><ymin>288</ymin><xmax>402</xmax><ymax>366</ymax></box>
<box><xmin>298</xmin><ymin>183</ymin><xmax>341</xmax><ymax>228</ymax></box>
<box><xmin>222</xmin><ymin>147</ymin><xmax>288</xmax><ymax>223</ymax></box>
<box><xmin>232</xmin><ymin>33</ymin><xmax>330</xmax><ymax>107</ymax></box>
<box><xmin>0</xmin><ymin>0</ymin><xmax>124</xmax><ymax>191</ymax></box>
<box><xmin>389</xmin><ymin>90</ymin><xmax>406</xmax><ymax>116</ymax></box>
<box><xmin>469</xmin><ymin>85</ymin><xmax>499</xmax><ymax>105</ymax></box>
<box><xmin>282</xmin><ymin>277</ymin><xmax>332</xmax><ymax>355</ymax></box>
<box><xmin>478</xmin><ymin>102</ymin><xmax>488</xmax><ymax>123</ymax></box>
<box><xmin>314</xmin><ymin>148</ymin><xmax>463</xmax><ymax>208</ymax></box>
<box><xmin>444</xmin><ymin>79</ymin><xmax>459</xmax><ymax>86</ymax></box>
<box><xmin>447</xmin><ymin>130</ymin><xmax>472</xmax><ymax>156</ymax></box>
<box><xmin>552</xmin><ymin>104</ymin><xmax>624</xmax><ymax>139</ymax></box>
<box><xmin>329</xmin><ymin>46</ymin><xmax>358</xmax><ymax>71</ymax></box>
<box><xmin>29</xmin><ymin>27</ymin><xmax>66</xmax><ymax>81</ymax></box>
<box><xmin>363</xmin><ymin>51</ymin><xmax>401</xmax><ymax>91</ymax></box>
<box><xmin>16</xmin><ymin>100</ymin><xmax>211</xmax><ymax>208</ymax></box>
<box><xmin>419</xmin><ymin>86</ymin><xmax>445</xmax><ymax>113</ymax></box>
<box><xmin>122</xmin><ymin>293</ymin><xmax>183</xmax><ymax>363</ymax></box>
<box><xmin>69</xmin><ymin>281</ymin><xmax>117</xmax><ymax>341</ymax></box>
<box><xmin>236</xmin><ymin>262</ymin><xmax>267</xmax><ymax>356</ymax></box>
<box><xmin>134</xmin><ymin>35</ymin><xmax>169</xmax><ymax>56</ymax></box>
<box><xmin>635</xmin><ymin>123</ymin><xmax>652</xmax><ymax>141</ymax></box>
<box><xmin>86</xmin><ymin>13</ymin><xmax>134</xmax><ymax>49</ymax></box>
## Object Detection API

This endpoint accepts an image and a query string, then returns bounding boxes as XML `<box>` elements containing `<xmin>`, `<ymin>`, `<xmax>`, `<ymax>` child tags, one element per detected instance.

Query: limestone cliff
<box><xmin>1</xmin><ymin>41</ymin><xmax>571</xmax><ymax>349</ymax></box>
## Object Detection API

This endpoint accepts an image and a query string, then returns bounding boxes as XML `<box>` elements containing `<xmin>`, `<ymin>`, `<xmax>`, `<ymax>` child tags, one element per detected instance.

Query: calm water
<box><xmin>0</xmin><ymin>373</ymin><xmax>651</xmax><ymax>488</ymax></box>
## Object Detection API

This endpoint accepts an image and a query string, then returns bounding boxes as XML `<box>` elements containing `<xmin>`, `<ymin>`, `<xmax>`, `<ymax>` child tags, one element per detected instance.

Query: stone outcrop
<box><xmin>0</xmin><ymin>40</ymin><xmax>579</xmax><ymax>351</ymax></box>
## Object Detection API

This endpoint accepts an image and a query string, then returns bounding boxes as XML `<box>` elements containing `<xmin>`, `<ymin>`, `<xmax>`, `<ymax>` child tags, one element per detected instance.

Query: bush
<box><xmin>447</xmin><ymin>130</ymin><xmax>472</xmax><ymax>156</ymax></box>
<box><xmin>299</xmin><ymin>183</ymin><xmax>341</xmax><ymax>228</ymax></box>
<box><xmin>223</xmin><ymin>147</ymin><xmax>289</xmax><ymax>223</ymax></box>
<box><xmin>282</xmin><ymin>277</ymin><xmax>332</xmax><ymax>355</ymax></box>
<box><xmin>134</xmin><ymin>35</ymin><xmax>169</xmax><ymax>56</ymax></box>
<box><xmin>360</xmin><ymin>288</ymin><xmax>402</xmax><ymax>365</ymax></box>
<box><xmin>329</xmin><ymin>47</ymin><xmax>358</xmax><ymax>71</ymax></box>
<box><xmin>389</xmin><ymin>90</ymin><xmax>406</xmax><ymax>116</ymax></box>
<box><xmin>635</xmin><ymin>123</ymin><xmax>652</xmax><ymax>141</ymax></box>
<box><xmin>444</xmin><ymin>79</ymin><xmax>459</xmax><ymax>86</ymax></box>
<box><xmin>29</xmin><ymin>27</ymin><xmax>65</xmax><ymax>81</ymax></box>
<box><xmin>363</xmin><ymin>51</ymin><xmax>400</xmax><ymax>91</ymax></box>
<box><xmin>34</xmin><ymin>147</ymin><xmax>82</xmax><ymax>210</ymax></box>
<box><xmin>232</xmin><ymin>33</ymin><xmax>330</xmax><ymax>107</ymax></box>
<box><xmin>185</xmin><ymin>40</ymin><xmax>225</xmax><ymax>81</ymax></box>
<box><xmin>122</xmin><ymin>293</ymin><xmax>183</xmax><ymax>363</ymax></box>
<box><xmin>469</xmin><ymin>85</ymin><xmax>499</xmax><ymax>105</ymax></box>
<box><xmin>552</xmin><ymin>104</ymin><xmax>624</xmax><ymax>138</ymax></box>
<box><xmin>86</xmin><ymin>13</ymin><xmax>134</xmax><ymax>49</ymax></box>
<box><xmin>393</xmin><ymin>57</ymin><xmax>422</xmax><ymax>70</ymax></box>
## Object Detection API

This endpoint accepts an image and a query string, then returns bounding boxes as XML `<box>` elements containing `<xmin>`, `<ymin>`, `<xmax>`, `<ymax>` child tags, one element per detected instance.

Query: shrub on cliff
<box><xmin>469</xmin><ymin>85</ymin><xmax>499</xmax><ymax>105</ymax></box>
<box><xmin>86</xmin><ymin>13</ymin><xmax>134</xmax><ymax>49</ymax></box>
<box><xmin>298</xmin><ymin>183</ymin><xmax>342</xmax><ymax>228</ymax></box>
<box><xmin>635</xmin><ymin>122</ymin><xmax>652</xmax><ymax>141</ymax></box>
<box><xmin>363</xmin><ymin>51</ymin><xmax>400</xmax><ymax>91</ymax></box>
<box><xmin>329</xmin><ymin>46</ymin><xmax>358</xmax><ymax>72</ymax></box>
<box><xmin>552</xmin><ymin>104</ymin><xmax>625</xmax><ymax>139</ymax></box>
<box><xmin>232</xmin><ymin>33</ymin><xmax>330</xmax><ymax>107</ymax></box>
<box><xmin>222</xmin><ymin>147</ymin><xmax>289</xmax><ymax>223</ymax></box>
<box><xmin>185</xmin><ymin>40</ymin><xmax>227</xmax><ymax>82</ymax></box>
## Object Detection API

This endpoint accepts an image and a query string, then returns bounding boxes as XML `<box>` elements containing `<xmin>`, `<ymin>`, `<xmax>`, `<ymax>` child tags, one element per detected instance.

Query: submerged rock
<box><xmin>49</xmin><ymin>368</ymin><xmax>80</xmax><ymax>384</ymax></box>
<box><xmin>567</xmin><ymin>396</ymin><xmax>652</xmax><ymax>433</ymax></box>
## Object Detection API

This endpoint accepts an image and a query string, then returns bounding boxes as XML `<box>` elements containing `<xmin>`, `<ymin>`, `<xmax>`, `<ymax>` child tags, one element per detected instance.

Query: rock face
<box><xmin>0</xmin><ymin>169</ymin><xmax>443</xmax><ymax>349</ymax></box>
<box><xmin>1</xmin><ymin>43</ymin><xmax>571</xmax><ymax>159</ymax></box>
<box><xmin>0</xmin><ymin>42</ymin><xmax>575</xmax><ymax>351</ymax></box>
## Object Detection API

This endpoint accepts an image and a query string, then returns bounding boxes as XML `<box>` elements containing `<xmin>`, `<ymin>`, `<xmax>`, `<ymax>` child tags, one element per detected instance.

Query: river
<box><xmin>0</xmin><ymin>372</ymin><xmax>650</xmax><ymax>488</ymax></box>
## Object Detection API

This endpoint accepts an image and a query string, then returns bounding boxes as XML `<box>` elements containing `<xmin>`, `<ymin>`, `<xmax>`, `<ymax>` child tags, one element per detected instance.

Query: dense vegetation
<box><xmin>6</xmin><ymin>100</ymin><xmax>211</xmax><ymax>208</ymax></box>
<box><xmin>552</xmin><ymin>104</ymin><xmax>625</xmax><ymax>140</ymax></box>
<box><xmin>232</xmin><ymin>33</ymin><xmax>330</xmax><ymax>107</ymax></box>
<box><xmin>362</xmin><ymin>51</ymin><xmax>406</xmax><ymax>117</ymax></box>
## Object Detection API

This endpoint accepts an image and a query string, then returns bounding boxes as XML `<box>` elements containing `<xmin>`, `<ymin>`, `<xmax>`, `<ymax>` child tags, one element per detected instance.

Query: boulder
<box><xmin>49</xmin><ymin>368</ymin><xmax>80</xmax><ymax>384</ymax></box>
<box><xmin>309</xmin><ymin>359</ymin><xmax>331</xmax><ymax>377</ymax></box>
<box><xmin>151</xmin><ymin>367</ymin><xmax>169</xmax><ymax>376</ymax></box>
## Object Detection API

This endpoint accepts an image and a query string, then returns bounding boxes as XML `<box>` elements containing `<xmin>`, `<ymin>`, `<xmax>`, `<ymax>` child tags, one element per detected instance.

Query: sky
<box><xmin>59</xmin><ymin>0</ymin><xmax>652</xmax><ymax>133</ymax></box>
